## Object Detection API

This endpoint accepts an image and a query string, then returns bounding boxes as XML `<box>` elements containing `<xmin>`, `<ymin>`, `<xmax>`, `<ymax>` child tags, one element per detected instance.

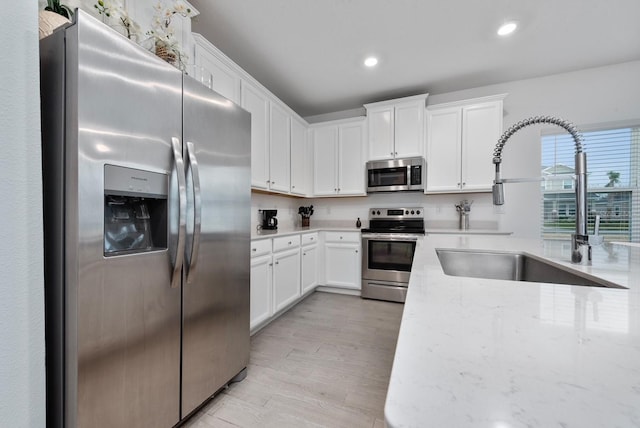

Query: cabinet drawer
<box><xmin>250</xmin><ymin>239</ymin><xmax>272</xmax><ymax>257</ymax></box>
<box><xmin>324</xmin><ymin>231</ymin><xmax>360</xmax><ymax>244</ymax></box>
<box><xmin>273</xmin><ymin>235</ymin><xmax>301</xmax><ymax>252</ymax></box>
<box><xmin>301</xmin><ymin>232</ymin><xmax>319</xmax><ymax>246</ymax></box>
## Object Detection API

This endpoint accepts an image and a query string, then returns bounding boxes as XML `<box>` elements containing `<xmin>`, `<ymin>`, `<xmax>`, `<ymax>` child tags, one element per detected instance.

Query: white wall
<box><xmin>294</xmin><ymin>61</ymin><xmax>640</xmax><ymax>237</ymax></box>
<box><xmin>0</xmin><ymin>2</ymin><xmax>46</xmax><ymax>427</ymax></box>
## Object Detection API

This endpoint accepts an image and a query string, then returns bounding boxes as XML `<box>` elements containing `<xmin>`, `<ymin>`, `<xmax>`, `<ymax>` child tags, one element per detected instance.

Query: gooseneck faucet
<box><xmin>491</xmin><ymin>116</ymin><xmax>599</xmax><ymax>265</ymax></box>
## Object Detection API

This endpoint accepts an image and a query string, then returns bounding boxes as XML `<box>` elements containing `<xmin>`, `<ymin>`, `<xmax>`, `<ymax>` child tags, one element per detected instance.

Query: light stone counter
<box><xmin>251</xmin><ymin>221</ymin><xmax>361</xmax><ymax>240</ymax></box>
<box><xmin>386</xmin><ymin>235</ymin><xmax>640</xmax><ymax>428</ymax></box>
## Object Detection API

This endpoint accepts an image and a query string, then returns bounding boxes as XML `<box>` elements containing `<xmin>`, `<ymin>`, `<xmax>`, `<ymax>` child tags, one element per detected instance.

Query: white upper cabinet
<box><xmin>312</xmin><ymin>118</ymin><xmax>366</xmax><ymax>197</ymax></box>
<box><xmin>241</xmin><ymin>81</ymin><xmax>270</xmax><ymax>189</ymax></box>
<box><xmin>426</xmin><ymin>94</ymin><xmax>506</xmax><ymax>193</ymax></box>
<box><xmin>192</xmin><ymin>34</ymin><xmax>241</xmax><ymax>104</ymax></box>
<box><xmin>290</xmin><ymin>116</ymin><xmax>308</xmax><ymax>196</ymax></box>
<box><xmin>269</xmin><ymin>102</ymin><xmax>291</xmax><ymax>192</ymax></box>
<box><xmin>365</xmin><ymin>93</ymin><xmax>428</xmax><ymax>161</ymax></box>
<box><xmin>312</xmin><ymin>125</ymin><xmax>339</xmax><ymax>196</ymax></box>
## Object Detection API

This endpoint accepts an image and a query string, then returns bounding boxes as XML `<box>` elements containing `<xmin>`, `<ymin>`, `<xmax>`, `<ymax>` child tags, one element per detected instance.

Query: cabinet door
<box><xmin>193</xmin><ymin>41</ymin><xmax>241</xmax><ymax>104</ymax></box>
<box><xmin>338</xmin><ymin>121</ymin><xmax>365</xmax><ymax>195</ymax></box>
<box><xmin>250</xmin><ymin>254</ymin><xmax>272</xmax><ymax>332</ymax></box>
<box><xmin>367</xmin><ymin>107</ymin><xmax>395</xmax><ymax>160</ymax></box>
<box><xmin>426</xmin><ymin>107</ymin><xmax>462</xmax><ymax>192</ymax></box>
<box><xmin>290</xmin><ymin>116</ymin><xmax>308</xmax><ymax>195</ymax></box>
<box><xmin>313</xmin><ymin>125</ymin><xmax>338</xmax><ymax>195</ymax></box>
<box><xmin>461</xmin><ymin>101</ymin><xmax>502</xmax><ymax>191</ymax></box>
<box><xmin>269</xmin><ymin>102</ymin><xmax>291</xmax><ymax>192</ymax></box>
<box><xmin>394</xmin><ymin>100</ymin><xmax>424</xmax><ymax>158</ymax></box>
<box><xmin>273</xmin><ymin>248</ymin><xmax>301</xmax><ymax>313</ymax></box>
<box><xmin>241</xmin><ymin>81</ymin><xmax>270</xmax><ymax>189</ymax></box>
<box><xmin>301</xmin><ymin>245</ymin><xmax>318</xmax><ymax>294</ymax></box>
<box><xmin>325</xmin><ymin>243</ymin><xmax>361</xmax><ymax>289</ymax></box>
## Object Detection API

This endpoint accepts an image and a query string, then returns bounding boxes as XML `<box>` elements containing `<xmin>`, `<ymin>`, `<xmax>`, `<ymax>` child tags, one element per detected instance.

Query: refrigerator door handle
<box><xmin>185</xmin><ymin>141</ymin><xmax>202</xmax><ymax>284</ymax></box>
<box><xmin>171</xmin><ymin>137</ymin><xmax>187</xmax><ymax>289</ymax></box>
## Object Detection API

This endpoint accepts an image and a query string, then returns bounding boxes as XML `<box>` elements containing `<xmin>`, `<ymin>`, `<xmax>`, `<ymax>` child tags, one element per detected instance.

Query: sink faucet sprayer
<box><xmin>491</xmin><ymin>116</ymin><xmax>602</xmax><ymax>265</ymax></box>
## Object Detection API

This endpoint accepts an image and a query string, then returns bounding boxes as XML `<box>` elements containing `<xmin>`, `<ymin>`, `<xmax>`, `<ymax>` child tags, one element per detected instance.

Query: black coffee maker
<box><xmin>261</xmin><ymin>209</ymin><xmax>278</xmax><ymax>230</ymax></box>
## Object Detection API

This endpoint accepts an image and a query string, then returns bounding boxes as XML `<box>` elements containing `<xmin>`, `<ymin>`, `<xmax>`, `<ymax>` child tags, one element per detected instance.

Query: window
<box><xmin>541</xmin><ymin>125</ymin><xmax>640</xmax><ymax>242</ymax></box>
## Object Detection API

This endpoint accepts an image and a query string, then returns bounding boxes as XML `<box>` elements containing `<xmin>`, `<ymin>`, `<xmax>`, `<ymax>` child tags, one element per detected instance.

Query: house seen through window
<box><xmin>541</xmin><ymin>125</ymin><xmax>640</xmax><ymax>242</ymax></box>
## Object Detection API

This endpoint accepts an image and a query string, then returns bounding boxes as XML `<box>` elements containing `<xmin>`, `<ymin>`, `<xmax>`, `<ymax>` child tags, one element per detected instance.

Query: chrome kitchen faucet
<box><xmin>491</xmin><ymin>116</ymin><xmax>602</xmax><ymax>265</ymax></box>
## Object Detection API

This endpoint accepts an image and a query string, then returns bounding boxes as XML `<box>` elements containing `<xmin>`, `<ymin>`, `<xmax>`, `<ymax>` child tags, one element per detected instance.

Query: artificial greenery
<box><xmin>45</xmin><ymin>0</ymin><xmax>74</xmax><ymax>19</ymax></box>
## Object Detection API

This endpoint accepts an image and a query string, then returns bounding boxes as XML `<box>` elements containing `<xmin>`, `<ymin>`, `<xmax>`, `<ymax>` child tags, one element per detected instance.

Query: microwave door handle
<box><xmin>171</xmin><ymin>137</ymin><xmax>187</xmax><ymax>289</ymax></box>
<box><xmin>185</xmin><ymin>141</ymin><xmax>201</xmax><ymax>285</ymax></box>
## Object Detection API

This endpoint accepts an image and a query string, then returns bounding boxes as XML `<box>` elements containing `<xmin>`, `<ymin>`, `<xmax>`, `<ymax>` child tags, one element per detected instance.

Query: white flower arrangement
<box><xmin>146</xmin><ymin>0</ymin><xmax>194</xmax><ymax>69</ymax></box>
<box><xmin>92</xmin><ymin>0</ymin><xmax>141</xmax><ymax>41</ymax></box>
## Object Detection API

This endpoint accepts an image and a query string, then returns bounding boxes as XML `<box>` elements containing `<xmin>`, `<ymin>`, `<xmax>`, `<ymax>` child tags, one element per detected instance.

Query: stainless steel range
<box><xmin>361</xmin><ymin>208</ymin><xmax>424</xmax><ymax>303</ymax></box>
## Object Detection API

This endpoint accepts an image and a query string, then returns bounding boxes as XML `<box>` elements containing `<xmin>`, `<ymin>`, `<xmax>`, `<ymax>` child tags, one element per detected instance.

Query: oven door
<box><xmin>361</xmin><ymin>234</ymin><xmax>418</xmax><ymax>283</ymax></box>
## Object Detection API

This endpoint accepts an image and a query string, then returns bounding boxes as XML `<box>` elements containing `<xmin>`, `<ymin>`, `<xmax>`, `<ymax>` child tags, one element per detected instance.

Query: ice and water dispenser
<box><xmin>104</xmin><ymin>164</ymin><xmax>168</xmax><ymax>256</ymax></box>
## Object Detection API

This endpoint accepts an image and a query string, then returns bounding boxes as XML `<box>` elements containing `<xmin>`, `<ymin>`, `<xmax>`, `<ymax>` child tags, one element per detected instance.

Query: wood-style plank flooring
<box><xmin>182</xmin><ymin>291</ymin><xmax>404</xmax><ymax>428</ymax></box>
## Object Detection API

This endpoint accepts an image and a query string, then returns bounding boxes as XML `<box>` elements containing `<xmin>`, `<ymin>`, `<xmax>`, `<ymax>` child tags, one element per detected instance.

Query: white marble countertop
<box><xmin>385</xmin><ymin>235</ymin><xmax>640</xmax><ymax>428</ymax></box>
<box><xmin>251</xmin><ymin>225</ymin><xmax>361</xmax><ymax>240</ymax></box>
<box><xmin>425</xmin><ymin>228</ymin><xmax>512</xmax><ymax>235</ymax></box>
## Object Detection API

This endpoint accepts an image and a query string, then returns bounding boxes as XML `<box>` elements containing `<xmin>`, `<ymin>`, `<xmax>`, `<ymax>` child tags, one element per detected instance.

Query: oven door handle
<box><xmin>361</xmin><ymin>233</ymin><xmax>420</xmax><ymax>241</ymax></box>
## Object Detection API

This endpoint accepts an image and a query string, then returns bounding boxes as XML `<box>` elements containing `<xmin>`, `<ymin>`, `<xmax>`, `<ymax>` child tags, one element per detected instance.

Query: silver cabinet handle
<box><xmin>171</xmin><ymin>137</ymin><xmax>187</xmax><ymax>289</ymax></box>
<box><xmin>185</xmin><ymin>141</ymin><xmax>202</xmax><ymax>285</ymax></box>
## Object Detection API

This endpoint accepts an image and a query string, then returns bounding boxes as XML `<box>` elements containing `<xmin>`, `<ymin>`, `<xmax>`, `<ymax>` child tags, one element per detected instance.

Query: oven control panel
<box><xmin>369</xmin><ymin>207</ymin><xmax>423</xmax><ymax>219</ymax></box>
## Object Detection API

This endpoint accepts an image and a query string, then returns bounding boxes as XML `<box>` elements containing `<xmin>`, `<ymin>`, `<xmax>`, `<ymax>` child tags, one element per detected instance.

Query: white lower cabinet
<box><xmin>301</xmin><ymin>244</ymin><xmax>318</xmax><ymax>294</ymax></box>
<box><xmin>323</xmin><ymin>232</ymin><xmax>361</xmax><ymax>290</ymax></box>
<box><xmin>273</xmin><ymin>247</ymin><xmax>301</xmax><ymax>313</ymax></box>
<box><xmin>250</xmin><ymin>254</ymin><xmax>272</xmax><ymax>331</ymax></box>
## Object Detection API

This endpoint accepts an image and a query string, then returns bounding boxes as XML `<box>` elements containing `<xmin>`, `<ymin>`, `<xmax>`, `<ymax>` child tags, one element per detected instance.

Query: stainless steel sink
<box><xmin>436</xmin><ymin>248</ymin><xmax>626</xmax><ymax>289</ymax></box>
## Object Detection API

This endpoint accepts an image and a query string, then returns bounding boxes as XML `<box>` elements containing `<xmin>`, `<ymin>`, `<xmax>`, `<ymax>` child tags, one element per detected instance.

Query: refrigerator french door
<box><xmin>40</xmin><ymin>11</ymin><xmax>250</xmax><ymax>428</ymax></box>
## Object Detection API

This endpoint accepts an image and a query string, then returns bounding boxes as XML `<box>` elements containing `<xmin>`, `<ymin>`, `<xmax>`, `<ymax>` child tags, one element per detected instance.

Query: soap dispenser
<box><xmin>356</xmin><ymin>217</ymin><xmax>361</xmax><ymax>228</ymax></box>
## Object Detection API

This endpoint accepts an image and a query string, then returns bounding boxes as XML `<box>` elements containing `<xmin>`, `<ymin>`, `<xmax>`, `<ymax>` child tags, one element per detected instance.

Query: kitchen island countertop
<box><xmin>386</xmin><ymin>234</ymin><xmax>640</xmax><ymax>427</ymax></box>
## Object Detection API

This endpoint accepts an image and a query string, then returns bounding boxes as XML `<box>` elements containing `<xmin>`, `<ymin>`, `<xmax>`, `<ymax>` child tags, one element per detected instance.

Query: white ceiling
<box><xmin>189</xmin><ymin>0</ymin><xmax>640</xmax><ymax>118</ymax></box>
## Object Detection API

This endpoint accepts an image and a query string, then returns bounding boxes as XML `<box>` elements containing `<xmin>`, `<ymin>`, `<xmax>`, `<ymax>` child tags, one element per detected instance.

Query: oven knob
<box><xmin>371</xmin><ymin>210</ymin><xmax>376</xmax><ymax>215</ymax></box>
<box><xmin>376</xmin><ymin>210</ymin><xmax>380</xmax><ymax>215</ymax></box>
<box><xmin>416</xmin><ymin>210</ymin><xmax>421</xmax><ymax>215</ymax></box>
<box><xmin>411</xmin><ymin>210</ymin><xmax>415</xmax><ymax>214</ymax></box>
<box><xmin>405</xmin><ymin>210</ymin><xmax>409</xmax><ymax>214</ymax></box>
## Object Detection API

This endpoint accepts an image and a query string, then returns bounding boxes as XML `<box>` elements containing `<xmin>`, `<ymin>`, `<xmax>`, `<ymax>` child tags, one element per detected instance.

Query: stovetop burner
<box><xmin>362</xmin><ymin>207</ymin><xmax>425</xmax><ymax>234</ymax></box>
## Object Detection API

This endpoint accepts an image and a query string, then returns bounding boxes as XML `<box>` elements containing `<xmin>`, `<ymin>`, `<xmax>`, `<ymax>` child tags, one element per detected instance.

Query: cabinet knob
<box><xmin>252</xmin><ymin>248</ymin><xmax>257</xmax><ymax>252</ymax></box>
<box><xmin>394</xmin><ymin>152</ymin><xmax>398</xmax><ymax>156</ymax></box>
<box><xmin>292</xmin><ymin>185</ymin><xmax>295</xmax><ymax>189</ymax></box>
<box><xmin>340</xmin><ymin>236</ymin><xmax>343</xmax><ymax>239</ymax></box>
<box><xmin>288</xmin><ymin>241</ymin><xmax>292</xmax><ymax>245</ymax></box>
<box><xmin>275</xmin><ymin>261</ymin><xmax>279</xmax><ymax>265</ymax></box>
<box><xmin>338</xmin><ymin>188</ymin><xmax>341</xmax><ymax>192</ymax></box>
<box><xmin>334</xmin><ymin>188</ymin><xmax>337</xmax><ymax>192</ymax></box>
<box><xmin>355</xmin><ymin>249</ymin><xmax>358</xmax><ymax>253</ymax></box>
<box><xmin>269</xmin><ymin>263</ymin><xmax>273</xmax><ymax>266</ymax></box>
<box><xmin>267</xmin><ymin>180</ymin><xmax>270</xmax><ymax>184</ymax></box>
<box><xmin>303</xmin><ymin>252</ymin><xmax>306</xmax><ymax>256</ymax></box>
<box><xmin>310</xmin><ymin>237</ymin><xmax>314</xmax><ymax>240</ymax></box>
<box><xmin>390</xmin><ymin>152</ymin><xmax>394</xmax><ymax>156</ymax></box>
<box><xmin>272</xmin><ymin>181</ymin><xmax>275</xmax><ymax>184</ymax></box>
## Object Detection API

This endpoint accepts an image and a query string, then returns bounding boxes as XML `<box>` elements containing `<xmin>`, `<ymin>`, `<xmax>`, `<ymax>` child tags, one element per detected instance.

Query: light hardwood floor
<box><xmin>182</xmin><ymin>291</ymin><xmax>404</xmax><ymax>428</ymax></box>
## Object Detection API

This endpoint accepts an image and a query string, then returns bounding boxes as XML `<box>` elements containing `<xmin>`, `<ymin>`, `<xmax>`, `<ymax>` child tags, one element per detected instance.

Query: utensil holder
<box><xmin>302</xmin><ymin>217</ymin><xmax>310</xmax><ymax>227</ymax></box>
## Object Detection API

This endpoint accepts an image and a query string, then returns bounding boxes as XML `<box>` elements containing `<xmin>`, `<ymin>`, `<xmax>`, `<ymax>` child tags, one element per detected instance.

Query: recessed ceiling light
<box><xmin>497</xmin><ymin>22</ymin><xmax>517</xmax><ymax>36</ymax></box>
<box><xmin>364</xmin><ymin>57</ymin><xmax>378</xmax><ymax>67</ymax></box>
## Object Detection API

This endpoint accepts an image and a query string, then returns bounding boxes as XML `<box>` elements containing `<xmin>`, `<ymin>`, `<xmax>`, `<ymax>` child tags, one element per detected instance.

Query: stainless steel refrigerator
<box><xmin>40</xmin><ymin>10</ymin><xmax>250</xmax><ymax>427</ymax></box>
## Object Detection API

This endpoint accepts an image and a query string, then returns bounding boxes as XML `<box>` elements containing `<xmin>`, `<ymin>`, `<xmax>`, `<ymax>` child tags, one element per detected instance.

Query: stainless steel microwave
<box><xmin>366</xmin><ymin>157</ymin><xmax>425</xmax><ymax>193</ymax></box>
